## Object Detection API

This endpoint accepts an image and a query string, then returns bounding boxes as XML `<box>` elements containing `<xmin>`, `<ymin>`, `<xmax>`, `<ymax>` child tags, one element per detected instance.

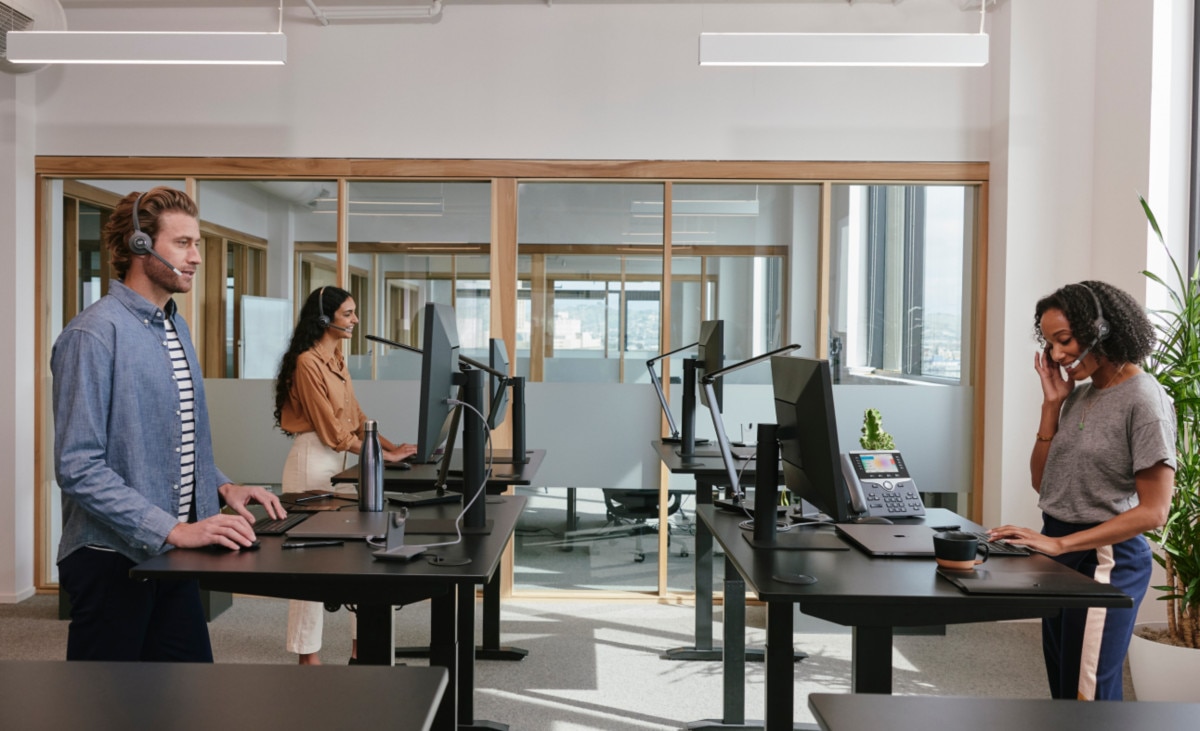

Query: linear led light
<box><xmin>699</xmin><ymin>32</ymin><xmax>988</xmax><ymax>68</ymax></box>
<box><xmin>5</xmin><ymin>31</ymin><xmax>287</xmax><ymax>65</ymax></box>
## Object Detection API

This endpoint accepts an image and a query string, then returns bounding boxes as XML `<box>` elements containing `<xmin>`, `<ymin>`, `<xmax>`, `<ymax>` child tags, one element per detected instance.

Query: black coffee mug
<box><xmin>933</xmin><ymin>530</ymin><xmax>989</xmax><ymax>570</ymax></box>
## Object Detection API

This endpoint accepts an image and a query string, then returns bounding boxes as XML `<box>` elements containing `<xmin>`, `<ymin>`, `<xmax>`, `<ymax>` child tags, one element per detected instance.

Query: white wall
<box><xmin>0</xmin><ymin>0</ymin><xmax>1191</xmax><ymax>603</ymax></box>
<box><xmin>33</xmin><ymin>2</ymin><xmax>990</xmax><ymax>160</ymax></box>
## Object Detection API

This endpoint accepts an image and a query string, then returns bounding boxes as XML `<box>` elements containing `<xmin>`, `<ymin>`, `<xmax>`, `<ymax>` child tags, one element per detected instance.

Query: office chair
<box><xmin>601</xmin><ymin>489</ymin><xmax>688</xmax><ymax>563</ymax></box>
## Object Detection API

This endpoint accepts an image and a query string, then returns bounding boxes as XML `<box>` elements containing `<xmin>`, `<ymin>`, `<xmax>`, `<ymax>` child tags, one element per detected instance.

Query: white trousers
<box><xmin>282</xmin><ymin>432</ymin><xmax>354</xmax><ymax>655</ymax></box>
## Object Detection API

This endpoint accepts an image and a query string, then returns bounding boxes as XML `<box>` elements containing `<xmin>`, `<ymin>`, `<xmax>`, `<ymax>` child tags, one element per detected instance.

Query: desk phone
<box><xmin>841</xmin><ymin>450</ymin><xmax>926</xmax><ymax>518</ymax></box>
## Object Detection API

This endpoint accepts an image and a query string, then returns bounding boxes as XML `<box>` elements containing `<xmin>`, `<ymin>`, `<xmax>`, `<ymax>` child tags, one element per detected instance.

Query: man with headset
<box><xmin>51</xmin><ymin>186</ymin><xmax>285</xmax><ymax>662</ymax></box>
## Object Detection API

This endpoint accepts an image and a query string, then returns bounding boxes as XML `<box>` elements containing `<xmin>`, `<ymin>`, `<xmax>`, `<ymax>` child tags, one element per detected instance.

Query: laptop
<box><xmin>937</xmin><ymin>567</ymin><xmax>1122</xmax><ymax>597</ymax></box>
<box><xmin>835</xmin><ymin>523</ymin><xmax>937</xmax><ymax>557</ymax></box>
<box><xmin>284</xmin><ymin>510</ymin><xmax>392</xmax><ymax>540</ymax></box>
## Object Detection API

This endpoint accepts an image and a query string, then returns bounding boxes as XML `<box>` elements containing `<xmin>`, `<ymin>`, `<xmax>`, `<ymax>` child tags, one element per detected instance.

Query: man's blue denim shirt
<box><xmin>52</xmin><ymin>280</ymin><xmax>232</xmax><ymax>564</ymax></box>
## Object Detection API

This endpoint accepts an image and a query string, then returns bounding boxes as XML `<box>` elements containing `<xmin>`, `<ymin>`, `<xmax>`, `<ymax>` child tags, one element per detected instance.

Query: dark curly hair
<box><xmin>273</xmin><ymin>286</ymin><xmax>352</xmax><ymax>434</ymax></box>
<box><xmin>103</xmin><ymin>187</ymin><xmax>199</xmax><ymax>280</ymax></box>
<box><xmin>1033</xmin><ymin>280</ymin><xmax>1156</xmax><ymax>365</ymax></box>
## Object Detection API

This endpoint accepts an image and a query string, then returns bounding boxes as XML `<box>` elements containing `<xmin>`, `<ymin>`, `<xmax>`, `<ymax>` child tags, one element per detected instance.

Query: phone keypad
<box><xmin>862</xmin><ymin>480</ymin><xmax>925</xmax><ymax>516</ymax></box>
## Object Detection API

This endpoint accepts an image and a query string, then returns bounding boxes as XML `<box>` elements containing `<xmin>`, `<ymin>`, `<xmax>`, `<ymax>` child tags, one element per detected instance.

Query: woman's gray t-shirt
<box><xmin>1039</xmin><ymin>371</ymin><xmax>1176</xmax><ymax>524</ymax></box>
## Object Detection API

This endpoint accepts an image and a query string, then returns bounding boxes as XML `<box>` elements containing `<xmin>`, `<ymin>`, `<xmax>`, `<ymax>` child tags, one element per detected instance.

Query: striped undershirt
<box><xmin>164</xmin><ymin>317</ymin><xmax>196</xmax><ymax>522</ymax></box>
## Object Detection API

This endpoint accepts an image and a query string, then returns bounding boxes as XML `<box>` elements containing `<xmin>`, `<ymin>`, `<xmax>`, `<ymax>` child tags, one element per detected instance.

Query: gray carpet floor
<box><xmin>0</xmin><ymin>593</ymin><xmax>1136</xmax><ymax>729</ymax></box>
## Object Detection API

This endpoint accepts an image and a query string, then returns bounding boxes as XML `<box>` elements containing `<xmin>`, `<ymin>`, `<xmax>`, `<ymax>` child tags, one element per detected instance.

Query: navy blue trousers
<box><xmin>59</xmin><ymin>547</ymin><xmax>213</xmax><ymax>662</ymax></box>
<box><xmin>1041</xmin><ymin>514</ymin><xmax>1151</xmax><ymax>700</ymax></box>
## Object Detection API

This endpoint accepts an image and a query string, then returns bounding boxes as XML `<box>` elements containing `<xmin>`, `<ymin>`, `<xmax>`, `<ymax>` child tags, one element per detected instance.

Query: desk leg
<box><xmin>687</xmin><ymin>556</ymin><xmax>762</xmax><ymax>730</ymax></box>
<box><xmin>356</xmin><ymin>603</ymin><xmax>395</xmax><ymax>666</ymax></box>
<box><xmin>561</xmin><ymin>486</ymin><xmax>577</xmax><ymax>552</ymax></box>
<box><xmin>476</xmin><ymin>567</ymin><xmax>528</xmax><ymax>661</ymax></box>
<box><xmin>764</xmin><ymin>601</ymin><xmax>794</xmax><ymax>731</ymax></box>
<box><xmin>429</xmin><ymin>590</ymin><xmax>458</xmax><ymax>731</ymax></box>
<box><xmin>664</xmin><ymin>477</ymin><xmax>720</xmax><ymax>662</ymax></box>
<box><xmin>850</xmin><ymin>626</ymin><xmax>894</xmax><ymax>694</ymax></box>
<box><xmin>457</xmin><ymin>584</ymin><xmax>507</xmax><ymax>731</ymax></box>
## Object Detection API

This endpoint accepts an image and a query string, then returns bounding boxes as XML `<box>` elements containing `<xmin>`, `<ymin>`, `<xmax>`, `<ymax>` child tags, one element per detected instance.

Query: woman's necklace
<box><xmin>1078</xmin><ymin>362</ymin><xmax>1128</xmax><ymax>430</ymax></box>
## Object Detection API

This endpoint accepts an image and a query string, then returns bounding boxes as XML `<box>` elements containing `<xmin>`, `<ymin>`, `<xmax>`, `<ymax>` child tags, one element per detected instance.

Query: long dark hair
<box><xmin>274</xmin><ymin>286</ymin><xmax>351</xmax><ymax>433</ymax></box>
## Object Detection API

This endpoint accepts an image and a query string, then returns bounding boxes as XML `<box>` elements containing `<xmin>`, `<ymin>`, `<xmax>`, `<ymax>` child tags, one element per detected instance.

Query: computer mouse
<box><xmin>395</xmin><ymin>461</ymin><xmax>412</xmax><ymax>471</ymax></box>
<box><xmin>854</xmin><ymin>516</ymin><xmax>894</xmax><ymax>525</ymax></box>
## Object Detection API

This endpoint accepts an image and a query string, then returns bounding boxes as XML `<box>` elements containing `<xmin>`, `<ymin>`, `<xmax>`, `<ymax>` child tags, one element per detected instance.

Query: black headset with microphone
<box><xmin>1077</xmin><ymin>282</ymin><xmax>1111</xmax><ymax>341</ymax></box>
<box><xmin>1064</xmin><ymin>283</ymin><xmax>1111</xmax><ymax>370</ymax></box>
<box><xmin>126</xmin><ymin>191</ymin><xmax>183</xmax><ymax>277</ymax></box>
<box><xmin>316</xmin><ymin>286</ymin><xmax>332</xmax><ymax>328</ymax></box>
<box><xmin>317</xmin><ymin>286</ymin><xmax>353</xmax><ymax>334</ymax></box>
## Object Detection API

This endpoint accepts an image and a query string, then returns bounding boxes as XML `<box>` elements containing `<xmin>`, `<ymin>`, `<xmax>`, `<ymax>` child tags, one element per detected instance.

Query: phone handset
<box><xmin>843</xmin><ymin>458</ymin><xmax>869</xmax><ymax>513</ymax></box>
<box><xmin>840</xmin><ymin>450</ymin><xmax>926</xmax><ymax>519</ymax></box>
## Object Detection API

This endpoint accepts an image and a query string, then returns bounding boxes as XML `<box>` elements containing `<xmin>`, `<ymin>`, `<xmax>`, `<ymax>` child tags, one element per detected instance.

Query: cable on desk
<box><xmin>366</xmin><ymin>398</ymin><xmax>494</xmax><ymax>557</ymax></box>
<box><xmin>731</xmin><ymin>452</ymin><xmax>793</xmax><ymax>531</ymax></box>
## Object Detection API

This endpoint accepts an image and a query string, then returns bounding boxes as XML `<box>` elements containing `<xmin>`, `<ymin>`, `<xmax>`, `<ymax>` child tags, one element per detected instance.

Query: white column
<box><xmin>0</xmin><ymin>71</ymin><xmax>37</xmax><ymax>602</ymax></box>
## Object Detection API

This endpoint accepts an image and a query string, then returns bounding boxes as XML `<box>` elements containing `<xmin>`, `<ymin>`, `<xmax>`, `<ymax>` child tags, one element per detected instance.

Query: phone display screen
<box><xmin>852</xmin><ymin>451</ymin><xmax>907</xmax><ymax>478</ymax></box>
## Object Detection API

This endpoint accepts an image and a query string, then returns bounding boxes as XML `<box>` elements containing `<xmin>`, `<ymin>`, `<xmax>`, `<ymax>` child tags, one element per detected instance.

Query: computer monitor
<box><xmin>487</xmin><ymin>337</ymin><xmax>509</xmax><ymax>430</ymax></box>
<box><xmin>696</xmin><ymin>319</ymin><xmax>724</xmax><ymax>412</ymax></box>
<box><xmin>416</xmin><ymin>303</ymin><xmax>461</xmax><ymax>464</ymax></box>
<box><xmin>771</xmin><ymin>356</ymin><xmax>857</xmax><ymax>524</ymax></box>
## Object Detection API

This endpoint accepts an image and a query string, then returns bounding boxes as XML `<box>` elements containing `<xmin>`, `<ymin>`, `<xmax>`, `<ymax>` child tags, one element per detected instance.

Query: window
<box><xmin>829</xmin><ymin>184</ymin><xmax>972</xmax><ymax>385</ymax></box>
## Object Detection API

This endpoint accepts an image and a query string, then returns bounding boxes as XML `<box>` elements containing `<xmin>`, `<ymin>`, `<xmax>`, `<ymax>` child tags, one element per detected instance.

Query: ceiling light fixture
<box><xmin>304</xmin><ymin>0</ymin><xmax>443</xmax><ymax>25</ymax></box>
<box><xmin>5</xmin><ymin>1</ymin><xmax>286</xmax><ymax>65</ymax></box>
<box><xmin>700</xmin><ymin>2</ymin><xmax>989</xmax><ymax>68</ymax></box>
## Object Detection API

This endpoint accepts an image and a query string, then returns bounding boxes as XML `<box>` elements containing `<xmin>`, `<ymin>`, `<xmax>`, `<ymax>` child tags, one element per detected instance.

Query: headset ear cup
<box><xmin>128</xmin><ymin>230</ymin><xmax>153</xmax><ymax>256</ymax></box>
<box><xmin>1096</xmin><ymin>318</ymin><xmax>1111</xmax><ymax>340</ymax></box>
<box><xmin>317</xmin><ymin>314</ymin><xmax>331</xmax><ymax>328</ymax></box>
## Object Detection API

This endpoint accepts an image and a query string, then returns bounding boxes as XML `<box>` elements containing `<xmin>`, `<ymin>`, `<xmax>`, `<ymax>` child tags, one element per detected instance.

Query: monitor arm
<box><xmin>365</xmin><ymin>333</ymin><xmax>423</xmax><ymax>355</ymax></box>
<box><xmin>646</xmin><ymin>340</ymin><xmax>699</xmax><ymax>440</ymax></box>
<box><xmin>702</xmin><ymin>344</ymin><xmax>801</xmax><ymax>497</ymax></box>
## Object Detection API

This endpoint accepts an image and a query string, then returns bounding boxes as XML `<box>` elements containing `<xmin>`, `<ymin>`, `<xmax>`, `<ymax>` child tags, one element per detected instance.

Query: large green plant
<box><xmin>1140</xmin><ymin>196</ymin><xmax>1200</xmax><ymax>648</ymax></box>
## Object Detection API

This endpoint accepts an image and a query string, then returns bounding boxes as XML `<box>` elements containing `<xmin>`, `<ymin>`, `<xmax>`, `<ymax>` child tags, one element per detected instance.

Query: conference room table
<box><xmin>331</xmin><ymin>448</ymin><xmax>545</xmax><ymax>662</ymax></box>
<box><xmin>698</xmin><ymin>504</ymin><xmax>1133</xmax><ymax>731</ymax></box>
<box><xmin>807</xmin><ymin>693</ymin><xmax>1200</xmax><ymax>731</ymax></box>
<box><xmin>133</xmin><ymin>495</ymin><xmax>527</xmax><ymax>731</ymax></box>
<box><xmin>0</xmin><ymin>660</ymin><xmax>448</xmax><ymax>731</ymax></box>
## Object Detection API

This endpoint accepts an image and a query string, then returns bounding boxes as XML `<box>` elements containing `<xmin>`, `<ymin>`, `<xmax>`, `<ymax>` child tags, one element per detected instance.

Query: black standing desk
<box><xmin>0</xmin><ymin>660</ymin><xmax>447</xmax><ymax>731</ymax></box>
<box><xmin>653</xmin><ymin>439</ymin><xmax>773</xmax><ymax>664</ymax></box>
<box><xmin>132</xmin><ymin>495</ymin><xmax>527</xmax><ymax>731</ymax></box>
<box><xmin>332</xmin><ymin>449</ymin><xmax>545</xmax><ymax>662</ymax></box>
<box><xmin>330</xmin><ymin>449</ymin><xmax>546</xmax><ymax>494</ymax></box>
<box><xmin>700</xmin><ymin>505</ymin><xmax>1132</xmax><ymax>731</ymax></box>
<box><xmin>808</xmin><ymin>693</ymin><xmax>1200</xmax><ymax>731</ymax></box>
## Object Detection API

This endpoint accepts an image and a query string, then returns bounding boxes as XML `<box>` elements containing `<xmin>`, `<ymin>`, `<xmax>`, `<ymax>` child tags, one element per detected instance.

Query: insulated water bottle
<box><xmin>359</xmin><ymin>420</ymin><xmax>384</xmax><ymax>512</ymax></box>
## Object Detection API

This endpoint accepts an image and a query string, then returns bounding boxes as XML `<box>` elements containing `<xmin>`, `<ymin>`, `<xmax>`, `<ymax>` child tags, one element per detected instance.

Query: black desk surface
<box><xmin>808</xmin><ymin>693</ymin><xmax>1200</xmax><ymax>731</ymax></box>
<box><xmin>698</xmin><ymin>505</ymin><xmax>1131</xmax><ymax>627</ymax></box>
<box><xmin>133</xmin><ymin>496</ymin><xmax>527</xmax><ymax>605</ymax></box>
<box><xmin>331</xmin><ymin>448</ymin><xmax>545</xmax><ymax>490</ymax></box>
<box><xmin>0</xmin><ymin>660</ymin><xmax>447</xmax><ymax>731</ymax></box>
<box><xmin>652</xmin><ymin>439</ymin><xmax>762</xmax><ymax>475</ymax></box>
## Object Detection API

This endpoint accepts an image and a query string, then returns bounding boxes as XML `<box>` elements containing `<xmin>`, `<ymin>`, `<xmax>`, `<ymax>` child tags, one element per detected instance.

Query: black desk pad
<box><xmin>937</xmin><ymin>566</ymin><xmax>1122</xmax><ymax>597</ymax></box>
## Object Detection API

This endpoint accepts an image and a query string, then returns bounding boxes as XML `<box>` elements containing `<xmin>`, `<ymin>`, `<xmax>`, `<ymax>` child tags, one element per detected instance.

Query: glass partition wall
<box><xmin>35</xmin><ymin>161</ymin><xmax>985</xmax><ymax>600</ymax></box>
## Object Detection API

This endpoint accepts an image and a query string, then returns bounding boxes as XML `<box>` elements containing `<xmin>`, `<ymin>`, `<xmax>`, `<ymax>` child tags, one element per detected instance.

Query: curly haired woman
<box><xmin>990</xmin><ymin>280</ymin><xmax>1175</xmax><ymax>700</ymax></box>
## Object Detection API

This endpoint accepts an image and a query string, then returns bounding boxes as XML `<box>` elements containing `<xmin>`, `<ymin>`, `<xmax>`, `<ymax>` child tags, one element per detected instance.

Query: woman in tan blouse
<box><xmin>273</xmin><ymin>286</ymin><xmax>416</xmax><ymax>665</ymax></box>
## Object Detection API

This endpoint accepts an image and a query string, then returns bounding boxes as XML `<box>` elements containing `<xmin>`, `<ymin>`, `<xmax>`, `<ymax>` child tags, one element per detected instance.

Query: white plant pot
<box><xmin>1128</xmin><ymin>621</ymin><xmax>1200</xmax><ymax>701</ymax></box>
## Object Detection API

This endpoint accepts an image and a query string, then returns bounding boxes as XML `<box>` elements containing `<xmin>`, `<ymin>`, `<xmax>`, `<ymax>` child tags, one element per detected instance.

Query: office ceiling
<box><xmin>57</xmin><ymin>1</ymin><xmax>908</xmax><ymax>8</ymax></box>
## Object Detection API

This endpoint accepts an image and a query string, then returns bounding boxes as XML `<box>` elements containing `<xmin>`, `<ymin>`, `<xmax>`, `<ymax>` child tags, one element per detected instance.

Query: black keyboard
<box><xmin>966</xmin><ymin>530</ymin><xmax>1032</xmax><ymax>556</ymax></box>
<box><xmin>251</xmin><ymin>513</ymin><xmax>310</xmax><ymax>536</ymax></box>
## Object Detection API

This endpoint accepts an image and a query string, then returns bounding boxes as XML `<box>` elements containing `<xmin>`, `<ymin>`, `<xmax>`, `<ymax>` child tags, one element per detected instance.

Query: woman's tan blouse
<box><xmin>278</xmin><ymin>345</ymin><xmax>366</xmax><ymax>452</ymax></box>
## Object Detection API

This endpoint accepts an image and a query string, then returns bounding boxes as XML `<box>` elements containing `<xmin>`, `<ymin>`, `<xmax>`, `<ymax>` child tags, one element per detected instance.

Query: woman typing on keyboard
<box><xmin>273</xmin><ymin>286</ymin><xmax>417</xmax><ymax>665</ymax></box>
<box><xmin>989</xmin><ymin>281</ymin><xmax>1175</xmax><ymax>701</ymax></box>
